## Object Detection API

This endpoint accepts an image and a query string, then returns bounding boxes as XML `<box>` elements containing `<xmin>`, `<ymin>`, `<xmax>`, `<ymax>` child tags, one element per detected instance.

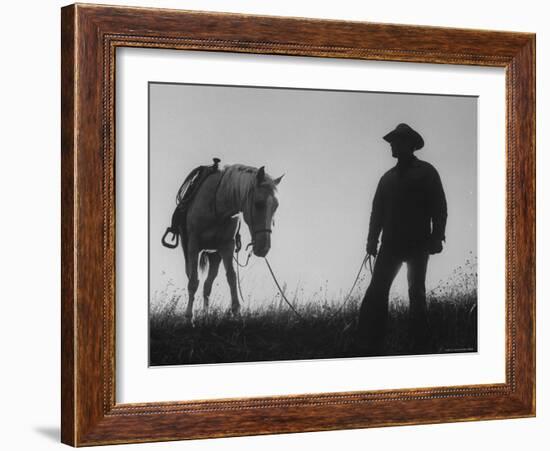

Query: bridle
<box><xmin>213</xmin><ymin>170</ymin><xmax>273</xmax><ymax>246</ymax></box>
<box><xmin>246</xmin><ymin>199</ymin><xmax>273</xmax><ymax>245</ymax></box>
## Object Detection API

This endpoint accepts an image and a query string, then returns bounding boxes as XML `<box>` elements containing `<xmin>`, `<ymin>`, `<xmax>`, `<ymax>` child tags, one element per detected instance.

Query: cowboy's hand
<box><xmin>366</xmin><ymin>241</ymin><xmax>378</xmax><ymax>257</ymax></box>
<box><xmin>427</xmin><ymin>237</ymin><xmax>443</xmax><ymax>255</ymax></box>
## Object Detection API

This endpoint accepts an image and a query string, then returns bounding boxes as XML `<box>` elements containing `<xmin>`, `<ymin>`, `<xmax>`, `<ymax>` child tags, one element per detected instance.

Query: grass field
<box><xmin>149</xmin><ymin>259</ymin><xmax>477</xmax><ymax>366</ymax></box>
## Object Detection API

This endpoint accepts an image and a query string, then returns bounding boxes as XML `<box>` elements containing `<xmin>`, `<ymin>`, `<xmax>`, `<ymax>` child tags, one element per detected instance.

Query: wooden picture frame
<box><xmin>61</xmin><ymin>3</ymin><xmax>535</xmax><ymax>446</ymax></box>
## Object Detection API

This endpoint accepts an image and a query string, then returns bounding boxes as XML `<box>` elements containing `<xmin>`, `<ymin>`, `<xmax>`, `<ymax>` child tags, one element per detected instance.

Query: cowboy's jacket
<box><xmin>367</xmin><ymin>156</ymin><xmax>447</xmax><ymax>257</ymax></box>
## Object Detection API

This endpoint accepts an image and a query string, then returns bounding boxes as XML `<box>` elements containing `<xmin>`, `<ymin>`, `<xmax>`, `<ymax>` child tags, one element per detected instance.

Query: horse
<box><xmin>162</xmin><ymin>163</ymin><xmax>283</xmax><ymax>320</ymax></box>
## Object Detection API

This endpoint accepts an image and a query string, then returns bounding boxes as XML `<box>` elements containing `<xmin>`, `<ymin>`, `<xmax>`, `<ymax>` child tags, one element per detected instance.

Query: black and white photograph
<box><xmin>148</xmin><ymin>82</ymin><xmax>478</xmax><ymax>366</ymax></box>
<box><xmin>3</xmin><ymin>0</ymin><xmax>544</xmax><ymax>449</ymax></box>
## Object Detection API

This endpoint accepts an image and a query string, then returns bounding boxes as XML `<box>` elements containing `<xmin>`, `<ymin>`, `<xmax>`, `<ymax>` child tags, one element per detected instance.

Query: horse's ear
<box><xmin>273</xmin><ymin>174</ymin><xmax>285</xmax><ymax>186</ymax></box>
<box><xmin>256</xmin><ymin>166</ymin><xmax>265</xmax><ymax>184</ymax></box>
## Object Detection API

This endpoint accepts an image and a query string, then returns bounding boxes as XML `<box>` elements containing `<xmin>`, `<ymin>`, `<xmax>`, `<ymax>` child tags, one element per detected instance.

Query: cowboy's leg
<box><xmin>357</xmin><ymin>249</ymin><xmax>402</xmax><ymax>353</ymax></box>
<box><xmin>406</xmin><ymin>251</ymin><xmax>431</xmax><ymax>352</ymax></box>
<box><xmin>203</xmin><ymin>252</ymin><xmax>221</xmax><ymax>311</ymax></box>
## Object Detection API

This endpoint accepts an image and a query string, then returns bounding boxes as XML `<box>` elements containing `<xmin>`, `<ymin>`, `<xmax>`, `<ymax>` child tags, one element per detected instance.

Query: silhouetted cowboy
<box><xmin>357</xmin><ymin>123</ymin><xmax>447</xmax><ymax>355</ymax></box>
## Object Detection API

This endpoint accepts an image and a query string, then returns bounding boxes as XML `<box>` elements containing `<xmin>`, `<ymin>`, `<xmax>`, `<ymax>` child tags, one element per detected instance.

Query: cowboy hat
<box><xmin>383</xmin><ymin>123</ymin><xmax>424</xmax><ymax>151</ymax></box>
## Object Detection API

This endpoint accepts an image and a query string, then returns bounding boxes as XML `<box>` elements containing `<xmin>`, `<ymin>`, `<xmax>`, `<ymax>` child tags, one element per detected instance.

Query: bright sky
<box><xmin>149</xmin><ymin>83</ymin><xmax>477</xmax><ymax>308</ymax></box>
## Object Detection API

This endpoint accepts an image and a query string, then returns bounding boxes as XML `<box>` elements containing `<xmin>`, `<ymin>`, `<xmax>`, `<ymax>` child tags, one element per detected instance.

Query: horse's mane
<box><xmin>220</xmin><ymin>164</ymin><xmax>277</xmax><ymax>208</ymax></box>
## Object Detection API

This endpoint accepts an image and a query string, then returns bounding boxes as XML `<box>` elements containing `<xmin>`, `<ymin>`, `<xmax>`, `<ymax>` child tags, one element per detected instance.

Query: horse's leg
<box><xmin>184</xmin><ymin>239</ymin><xmax>200</xmax><ymax>321</ymax></box>
<box><xmin>203</xmin><ymin>252</ymin><xmax>221</xmax><ymax>311</ymax></box>
<box><xmin>219</xmin><ymin>243</ymin><xmax>240</xmax><ymax>316</ymax></box>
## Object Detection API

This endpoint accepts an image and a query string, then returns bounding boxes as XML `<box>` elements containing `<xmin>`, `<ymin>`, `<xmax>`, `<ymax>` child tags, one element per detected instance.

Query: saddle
<box><xmin>161</xmin><ymin>158</ymin><xmax>221</xmax><ymax>249</ymax></box>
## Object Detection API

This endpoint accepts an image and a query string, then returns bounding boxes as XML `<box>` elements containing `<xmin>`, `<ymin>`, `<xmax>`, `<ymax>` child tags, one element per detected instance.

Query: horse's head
<box><xmin>245</xmin><ymin>166</ymin><xmax>283</xmax><ymax>257</ymax></box>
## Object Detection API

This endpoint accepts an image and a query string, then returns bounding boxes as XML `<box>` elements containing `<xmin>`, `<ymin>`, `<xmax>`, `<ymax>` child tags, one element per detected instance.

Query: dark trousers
<box><xmin>357</xmin><ymin>249</ymin><xmax>431</xmax><ymax>354</ymax></box>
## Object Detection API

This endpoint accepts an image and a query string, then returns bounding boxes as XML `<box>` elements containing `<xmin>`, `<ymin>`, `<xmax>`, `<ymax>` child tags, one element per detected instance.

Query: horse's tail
<box><xmin>199</xmin><ymin>251</ymin><xmax>209</xmax><ymax>273</ymax></box>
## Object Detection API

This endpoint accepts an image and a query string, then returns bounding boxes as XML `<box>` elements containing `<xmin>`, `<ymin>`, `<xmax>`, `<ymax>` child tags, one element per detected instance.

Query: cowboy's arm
<box><xmin>367</xmin><ymin>178</ymin><xmax>384</xmax><ymax>255</ymax></box>
<box><xmin>429</xmin><ymin>168</ymin><xmax>448</xmax><ymax>243</ymax></box>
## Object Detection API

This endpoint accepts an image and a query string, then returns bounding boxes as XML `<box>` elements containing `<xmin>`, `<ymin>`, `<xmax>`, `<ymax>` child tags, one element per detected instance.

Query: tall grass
<box><xmin>149</xmin><ymin>258</ymin><xmax>477</xmax><ymax>365</ymax></box>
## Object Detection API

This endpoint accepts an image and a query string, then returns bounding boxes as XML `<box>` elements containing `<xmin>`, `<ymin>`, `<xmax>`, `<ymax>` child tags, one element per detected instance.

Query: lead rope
<box><xmin>235</xmin><ymin>251</ymin><xmax>374</xmax><ymax>322</ymax></box>
<box><xmin>326</xmin><ymin>253</ymin><xmax>373</xmax><ymax>322</ymax></box>
<box><xmin>264</xmin><ymin>257</ymin><xmax>305</xmax><ymax>321</ymax></box>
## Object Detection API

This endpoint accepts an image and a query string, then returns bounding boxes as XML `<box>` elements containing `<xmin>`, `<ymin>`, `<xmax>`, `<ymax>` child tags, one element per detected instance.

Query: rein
<box><xmin>233</xmin><ymin>242</ymin><xmax>374</xmax><ymax>320</ymax></box>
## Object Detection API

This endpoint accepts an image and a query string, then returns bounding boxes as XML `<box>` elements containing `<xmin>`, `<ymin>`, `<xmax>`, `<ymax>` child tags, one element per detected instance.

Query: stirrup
<box><xmin>161</xmin><ymin>227</ymin><xmax>179</xmax><ymax>249</ymax></box>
